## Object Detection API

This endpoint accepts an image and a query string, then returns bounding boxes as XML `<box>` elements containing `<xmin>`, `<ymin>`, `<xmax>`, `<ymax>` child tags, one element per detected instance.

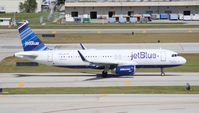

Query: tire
<box><xmin>102</xmin><ymin>71</ymin><xmax>108</xmax><ymax>78</ymax></box>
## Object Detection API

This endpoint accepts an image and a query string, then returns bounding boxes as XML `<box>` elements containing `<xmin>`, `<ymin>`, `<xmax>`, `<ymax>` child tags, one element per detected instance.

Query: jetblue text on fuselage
<box><xmin>131</xmin><ymin>52</ymin><xmax>158</xmax><ymax>60</ymax></box>
<box><xmin>25</xmin><ymin>41</ymin><xmax>39</xmax><ymax>46</ymax></box>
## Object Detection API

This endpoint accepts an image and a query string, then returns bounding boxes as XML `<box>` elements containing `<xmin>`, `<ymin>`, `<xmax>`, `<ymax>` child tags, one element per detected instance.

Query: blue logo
<box><xmin>131</xmin><ymin>52</ymin><xmax>158</xmax><ymax>60</ymax></box>
<box><xmin>25</xmin><ymin>41</ymin><xmax>39</xmax><ymax>46</ymax></box>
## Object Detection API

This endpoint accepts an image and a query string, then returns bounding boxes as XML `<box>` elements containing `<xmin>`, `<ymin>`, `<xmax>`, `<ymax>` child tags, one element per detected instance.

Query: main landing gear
<box><xmin>101</xmin><ymin>65</ymin><xmax>110</xmax><ymax>78</ymax></box>
<box><xmin>160</xmin><ymin>68</ymin><xmax>165</xmax><ymax>76</ymax></box>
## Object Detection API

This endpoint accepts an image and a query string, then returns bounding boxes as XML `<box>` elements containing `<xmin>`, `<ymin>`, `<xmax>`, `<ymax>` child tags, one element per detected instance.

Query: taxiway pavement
<box><xmin>0</xmin><ymin>72</ymin><xmax>199</xmax><ymax>88</ymax></box>
<box><xmin>1</xmin><ymin>28</ymin><xmax>199</xmax><ymax>34</ymax></box>
<box><xmin>0</xmin><ymin>94</ymin><xmax>198</xmax><ymax>113</ymax></box>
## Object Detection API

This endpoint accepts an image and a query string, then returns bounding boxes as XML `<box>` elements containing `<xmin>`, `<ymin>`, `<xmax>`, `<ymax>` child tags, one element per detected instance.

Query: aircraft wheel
<box><xmin>161</xmin><ymin>72</ymin><xmax>166</xmax><ymax>76</ymax></box>
<box><xmin>102</xmin><ymin>71</ymin><xmax>108</xmax><ymax>78</ymax></box>
<box><xmin>160</xmin><ymin>68</ymin><xmax>165</xmax><ymax>76</ymax></box>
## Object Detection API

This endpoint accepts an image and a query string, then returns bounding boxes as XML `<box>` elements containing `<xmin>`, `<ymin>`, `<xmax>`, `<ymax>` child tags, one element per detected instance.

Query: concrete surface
<box><xmin>0</xmin><ymin>94</ymin><xmax>198</xmax><ymax>113</ymax></box>
<box><xmin>1</xmin><ymin>28</ymin><xmax>199</xmax><ymax>34</ymax></box>
<box><xmin>0</xmin><ymin>72</ymin><xmax>199</xmax><ymax>88</ymax></box>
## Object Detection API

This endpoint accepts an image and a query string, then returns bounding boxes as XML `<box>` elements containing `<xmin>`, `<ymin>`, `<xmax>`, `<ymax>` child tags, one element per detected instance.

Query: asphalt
<box><xmin>0</xmin><ymin>72</ymin><xmax>199</xmax><ymax>88</ymax></box>
<box><xmin>1</xmin><ymin>28</ymin><xmax>199</xmax><ymax>34</ymax></box>
<box><xmin>0</xmin><ymin>94</ymin><xmax>198</xmax><ymax>113</ymax></box>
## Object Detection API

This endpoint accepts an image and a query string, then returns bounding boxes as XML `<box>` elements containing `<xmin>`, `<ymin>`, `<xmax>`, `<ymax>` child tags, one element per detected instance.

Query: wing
<box><xmin>80</xmin><ymin>43</ymin><xmax>87</xmax><ymax>50</ymax></box>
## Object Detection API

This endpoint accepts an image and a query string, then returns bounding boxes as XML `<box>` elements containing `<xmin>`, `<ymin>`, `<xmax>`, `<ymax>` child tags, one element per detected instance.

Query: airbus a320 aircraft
<box><xmin>15</xmin><ymin>22</ymin><xmax>186</xmax><ymax>77</ymax></box>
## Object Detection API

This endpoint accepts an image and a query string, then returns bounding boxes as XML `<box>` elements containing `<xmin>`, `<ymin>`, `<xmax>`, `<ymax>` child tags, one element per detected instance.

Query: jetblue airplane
<box><xmin>15</xmin><ymin>22</ymin><xmax>186</xmax><ymax>77</ymax></box>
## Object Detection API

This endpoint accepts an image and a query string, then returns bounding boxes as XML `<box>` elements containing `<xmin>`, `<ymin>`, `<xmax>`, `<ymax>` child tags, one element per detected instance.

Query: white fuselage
<box><xmin>15</xmin><ymin>49</ymin><xmax>186</xmax><ymax>69</ymax></box>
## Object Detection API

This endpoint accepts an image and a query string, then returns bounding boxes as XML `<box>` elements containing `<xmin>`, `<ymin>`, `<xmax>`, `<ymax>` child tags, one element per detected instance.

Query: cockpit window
<box><xmin>172</xmin><ymin>54</ymin><xmax>179</xmax><ymax>57</ymax></box>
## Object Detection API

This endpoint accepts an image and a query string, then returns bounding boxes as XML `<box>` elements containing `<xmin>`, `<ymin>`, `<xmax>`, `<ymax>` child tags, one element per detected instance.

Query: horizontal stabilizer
<box><xmin>15</xmin><ymin>52</ymin><xmax>38</xmax><ymax>59</ymax></box>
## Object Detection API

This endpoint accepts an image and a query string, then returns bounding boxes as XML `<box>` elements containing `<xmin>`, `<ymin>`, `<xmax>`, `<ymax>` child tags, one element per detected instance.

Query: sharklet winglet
<box><xmin>77</xmin><ymin>50</ymin><xmax>88</xmax><ymax>62</ymax></box>
<box><xmin>80</xmin><ymin>43</ymin><xmax>87</xmax><ymax>50</ymax></box>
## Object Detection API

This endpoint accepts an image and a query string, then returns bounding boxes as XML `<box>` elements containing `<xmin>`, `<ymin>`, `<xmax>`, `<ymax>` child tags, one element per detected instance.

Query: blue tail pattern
<box><xmin>18</xmin><ymin>21</ymin><xmax>48</xmax><ymax>51</ymax></box>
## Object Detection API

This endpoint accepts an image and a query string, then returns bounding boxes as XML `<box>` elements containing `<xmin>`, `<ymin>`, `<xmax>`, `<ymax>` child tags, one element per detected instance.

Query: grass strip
<box><xmin>2</xmin><ymin>86</ymin><xmax>199</xmax><ymax>94</ymax></box>
<box><xmin>39</xmin><ymin>33</ymin><xmax>199</xmax><ymax>43</ymax></box>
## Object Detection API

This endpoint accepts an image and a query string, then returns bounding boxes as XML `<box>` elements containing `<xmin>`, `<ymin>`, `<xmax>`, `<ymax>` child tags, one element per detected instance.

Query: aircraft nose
<box><xmin>181</xmin><ymin>57</ymin><xmax>187</xmax><ymax>64</ymax></box>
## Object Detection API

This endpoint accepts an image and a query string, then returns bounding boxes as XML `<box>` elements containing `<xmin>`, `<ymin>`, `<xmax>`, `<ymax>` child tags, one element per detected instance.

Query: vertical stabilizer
<box><xmin>17</xmin><ymin>21</ymin><xmax>48</xmax><ymax>51</ymax></box>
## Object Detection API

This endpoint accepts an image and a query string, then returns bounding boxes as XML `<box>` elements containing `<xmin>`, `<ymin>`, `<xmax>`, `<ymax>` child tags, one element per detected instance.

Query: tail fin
<box><xmin>17</xmin><ymin>21</ymin><xmax>48</xmax><ymax>51</ymax></box>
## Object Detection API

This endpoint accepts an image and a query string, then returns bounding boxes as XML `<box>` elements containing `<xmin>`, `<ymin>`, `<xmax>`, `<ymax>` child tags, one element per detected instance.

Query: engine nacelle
<box><xmin>112</xmin><ymin>65</ymin><xmax>135</xmax><ymax>76</ymax></box>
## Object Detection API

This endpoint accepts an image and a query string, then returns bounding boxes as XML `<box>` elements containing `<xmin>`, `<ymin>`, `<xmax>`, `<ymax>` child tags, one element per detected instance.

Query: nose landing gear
<box><xmin>161</xmin><ymin>68</ymin><xmax>165</xmax><ymax>76</ymax></box>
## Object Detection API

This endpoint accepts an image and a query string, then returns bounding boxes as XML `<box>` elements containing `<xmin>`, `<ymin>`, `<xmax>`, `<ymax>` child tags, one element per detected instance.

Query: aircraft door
<box><xmin>47</xmin><ymin>52</ymin><xmax>53</xmax><ymax>62</ymax></box>
<box><xmin>161</xmin><ymin>51</ymin><xmax>166</xmax><ymax>61</ymax></box>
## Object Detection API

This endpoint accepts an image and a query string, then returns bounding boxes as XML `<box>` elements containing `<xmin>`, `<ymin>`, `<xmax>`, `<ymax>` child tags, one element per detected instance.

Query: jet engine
<box><xmin>112</xmin><ymin>65</ymin><xmax>135</xmax><ymax>76</ymax></box>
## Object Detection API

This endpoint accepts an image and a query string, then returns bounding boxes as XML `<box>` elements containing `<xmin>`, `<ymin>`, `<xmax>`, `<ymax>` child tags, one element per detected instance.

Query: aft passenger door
<box><xmin>160</xmin><ymin>51</ymin><xmax>166</xmax><ymax>61</ymax></box>
<box><xmin>47</xmin><ymin>51</ymin><xmax>53</xmax><ymax>62</ymax></box>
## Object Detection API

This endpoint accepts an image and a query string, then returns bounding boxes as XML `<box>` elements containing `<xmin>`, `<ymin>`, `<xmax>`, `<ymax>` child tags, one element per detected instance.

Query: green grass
<box><xmin>2</xmin><ymin>86</ymin><xmax>199</xmax><ymax>94</ymax></box>
<box><xmin>39</xmin><ymin>33</ymin><xmax>199</xmax><ymax>43</ymax></box>
<box><xmin>0</xmin><ymin>54</ymin><xmax>198</xmax><ymax>73</ymax></box>
<box><xmin>0</xmin><ymin>12</ymin><xmax>48</xmax><ymax>27</ymax></box>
